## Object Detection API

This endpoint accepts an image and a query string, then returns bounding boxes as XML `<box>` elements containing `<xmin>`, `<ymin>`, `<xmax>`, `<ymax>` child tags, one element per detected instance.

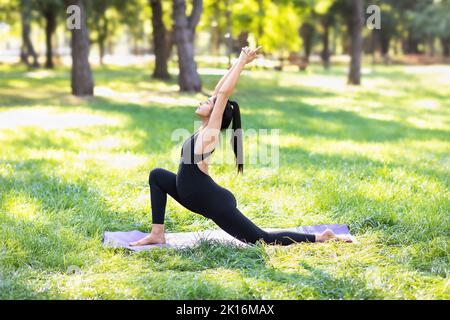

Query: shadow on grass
<box><xmin>129</xmin><ymin>240</ymin><xmax>384</xmax><ymax>299</ymax></box>
<box><xmin>2</xmin><ymin>66</ymin><xmax>448</xmax><ymax>145</ymax></box>
<box><xmin>279</xmin><ymin>145</ymin><xmax>448</xmax><ymax>233</ymax></box>
<box><xmin>0</xmin><ymin>159</ymin><xmax>142</xmax><ymax>269</ymax></box>
<box><xmin>250</xmin><ymin>100</ymin><xmax>448</xmax><ymax>142</ymax></box>
<box><xmin>84</xmin><ymin>76</ymin><xmax>448</xmax><ymax>147</ymax></box>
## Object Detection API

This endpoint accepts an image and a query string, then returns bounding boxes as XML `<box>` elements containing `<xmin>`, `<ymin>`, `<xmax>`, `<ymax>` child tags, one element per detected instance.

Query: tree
<box><xmin>292</xmin><ymin>0</ymin><xmax>336</xmax><ymax>67</ymax></box>
<box><xmin>392</xmin><ymin>0</ymin><xmax>429</xmax><ymax>55</ymax></box>
<box><xmin>66</xmin><ymin>0</ymin><xmax>94</xmax><ymax>96</ymax></box>
<box><xmin>259</xmin><ymin>1</ymin><xmax>301</xmax><ymax>57</ymax></box>
<box><xmin>88</xmin><ymin>0</ymin><xmax>111</xmax><ymax>65</ymax></box>
<box><xmin>36</xmin><ymin>0</ymin><xmax>61</xmax><ymax>68</ymax></box>
<box><xmin>150</xmin><ymin>0</ymin><xmax>171</xmax><ymax>79</ymax></box>
<box><xmin>20</xmin><ymin>0</ymin><xmax>39</xmax><ymax>67</ymax></box>
<box><xmin>410</xmin><ymin>0</ymin><xmax>450</xmax><ymax>57</ymax></box>
<box><xmin>299</xmin><ymin>21</ymin><xmax>314</xmax><ymax>63</ymax></box>
<box><xmin>370</xmin><ymin>0</ymin><xmax>399</xmax><ymax>64</ymax></box>
<box><xmin>172</xmin><ymin>0</ymin><xmax>202</xmax><ymax>92</ymax></box>
<box><xmin>114</xmin><ymin>0</ymin><xmax>150</xmax><ymax>56</ymax></box>
<box><xmin>199</xmin><ymin>0</ymin><xmax>227</xmax><ymax>56</ymax></box>
<box><xmin>319</xmin><ymin>11</ymin><xmax>334</xmax><ymax>69</ymax></box>
<box><xmin>347</xmin><ymin>0</ymin><xmax>363</xmax><ymax>85</ymax></box>
<box><xmin>207</xmin><ymin>1</ymin><xmax>223</xmax><ymax>55</ymax></box>
<box><xmin>318</xmin><ymin>1</ymin><xmax>338</xmax><ymax>69</ymax></box>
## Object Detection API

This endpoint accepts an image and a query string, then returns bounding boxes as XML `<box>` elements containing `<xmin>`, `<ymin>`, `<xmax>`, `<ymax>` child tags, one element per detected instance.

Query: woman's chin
<box><xmin>195</xmin><ymin>111</ymin><xmax>204</xmax><ymax>118</ymax></box>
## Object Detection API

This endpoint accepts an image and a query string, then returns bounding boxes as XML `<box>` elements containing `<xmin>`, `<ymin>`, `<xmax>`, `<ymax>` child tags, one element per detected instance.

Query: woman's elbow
<box><xmin>217</xmin><ymin>89</ymin><xmax>231</xmax><ymax>98</ymax></box>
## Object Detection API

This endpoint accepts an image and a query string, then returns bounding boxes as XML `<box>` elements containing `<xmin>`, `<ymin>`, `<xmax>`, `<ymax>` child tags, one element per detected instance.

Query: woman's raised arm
<box><xmin>207</xmin><ymin>46</ymin><xmax>262</xmax><ymax>131</ymax></box>
<box><xmin>197</xmin><ymin>46</ymin><xmax>262</xmax><ymax>153</ymax></box>
<box><xmin>212</xmin><ymin>58</ymin><xmax>242</xmax><ymax>97</ymax></box>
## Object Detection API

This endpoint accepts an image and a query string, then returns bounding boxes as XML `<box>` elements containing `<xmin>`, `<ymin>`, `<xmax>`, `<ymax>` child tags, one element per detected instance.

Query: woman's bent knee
<box><xmin>149</xmin><ymin>167</ymin><xmax>165</xmax><ymax>185</ymax></box>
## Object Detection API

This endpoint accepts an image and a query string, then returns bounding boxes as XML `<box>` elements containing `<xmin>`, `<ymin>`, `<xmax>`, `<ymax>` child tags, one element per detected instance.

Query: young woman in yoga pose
<box><xmin>130</xmin><ymin>46</ymin><xmax>353</xmax><ymax>246</ymax></box>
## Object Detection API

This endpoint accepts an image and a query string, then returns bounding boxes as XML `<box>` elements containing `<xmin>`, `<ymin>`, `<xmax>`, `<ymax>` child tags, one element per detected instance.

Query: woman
<box><xmin>131</xmin><ymin>46</ymin><xmax>353</xmax><ymax>246</ymax></box>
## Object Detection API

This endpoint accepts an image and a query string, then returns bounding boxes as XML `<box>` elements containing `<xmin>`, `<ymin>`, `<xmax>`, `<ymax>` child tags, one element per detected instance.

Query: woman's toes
<box><xmin>318</xmin><ymin>229</ymin><xmax>335</xmax><ymax>242</ymax></box>
<box><xmin>129</xmin><ymin>236</ymin><xmax>150</xmax><ymax>246</ymax></box>
<box><xmin>316</xmin><ymin>228</ymin><xmax>355</xmax><ymax>243</ymax></box>
<box><xmin>129</xmin><ymin>240</ymin><xmax>142</xmax><ymax>246</ymax></box>
<box><xmin>338</xmin><ymin>235</ymin><xmax>356</xmax><ymax>243</ymax></box>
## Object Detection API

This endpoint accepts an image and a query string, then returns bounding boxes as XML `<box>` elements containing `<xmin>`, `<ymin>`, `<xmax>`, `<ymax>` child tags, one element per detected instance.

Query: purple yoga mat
<box><xmin>103</xmin><ymin>224</ymin><xmax>351</xmax><ymax>251</ymax></box>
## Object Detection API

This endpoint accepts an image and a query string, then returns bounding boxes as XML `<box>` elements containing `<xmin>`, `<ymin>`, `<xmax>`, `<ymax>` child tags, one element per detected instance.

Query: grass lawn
<box><xmin>0</xmin><ymin>62</ymin><xmax>448</xmax><ymax>299</ymax></box>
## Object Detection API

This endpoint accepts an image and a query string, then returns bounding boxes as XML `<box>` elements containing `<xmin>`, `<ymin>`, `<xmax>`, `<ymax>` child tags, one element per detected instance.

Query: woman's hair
<box><xmin>217</xmin><ymin>99</ymin><xmax>244</xmax><ymax>174</ymax></box>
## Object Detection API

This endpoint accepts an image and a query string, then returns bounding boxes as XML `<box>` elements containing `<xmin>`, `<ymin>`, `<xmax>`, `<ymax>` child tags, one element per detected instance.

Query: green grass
<box><xmin>0</xmin><ymin>62</ymin><xmax>449</xmax><ymax>299</ymax></box>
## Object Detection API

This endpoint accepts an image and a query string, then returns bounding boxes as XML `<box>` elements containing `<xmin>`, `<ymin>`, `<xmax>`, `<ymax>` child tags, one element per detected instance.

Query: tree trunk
<box><xmin>150</xmin><ymin>0</ymin><xmax>170</xmax><ymax>79</ymax></box>
<box><xmin>404</xmin><ymin>31</ymin><xmax>420</xmax><ymax>54</ymax></box>
<box><xmin>107</xmin><ymin>40</ymin><xmax>114</xmax><ymax>55</ymax></box>
<box><xmin>67</xmin><ymin>0</ymin><xmax>94</xmax><ymax>96</ymax></box>
<box><xmin>348</xmin><ymin>0</ymin><xmax>363</xmax><ymax>85</ymax></box>
<box><xmin>441</xmin><ymin>37</ymin><xmax>450</xmax><ymax>57</ymax></box>
<box><xmin>210</xmin><ymin>1</ymin><xmax>221</xmax><ymax>56</ymax></box>
<box><xmin>428</xmin><ymin>38</ymin><xmax>435</xmax><ymax>57</ymax></box>
<box><xmin>256</xmin><ymin>0</ymin><xmax>264</xmax><ymax>46</ymax></box>
<box><xmin>210</xmin><ymin>23</ymin><xmax>220</xmax><ymax>56</ymax></box>
<box><xmin>321</xmin><ymin>19</ymin><xmax>330</xmax><ymax>69</ymax></box>
<box><xmin>96</xmin><ymin>17</ymin><xmax>108</xmax><ymax>65</ymax></box>
<box><xmin>44</xmin><ymin>8</ymin><xmax>56</xmax><ymax>69</ymax></box>
<box><xmin>172</xmin><ymin>0</ymin><xmax>202</xmax><ymax>92</ymax></box>
<box><xmin>380</xmin><ymin>32</ymin><xmax>391</xmax><ymax>64</ymax></box>
<box><xmin>225</xmin><ymin>0</ymin><xmax>232</xmax><ymax>67</ymax></box>
<box><xmin>98</xmin><ymin>37</ymin><xmax>105</xmax><ymax>65</ymax></box>
<box><xmin>20</xmin><ymin>0</ymin><xmax>39</xmax><ymax>68</ymax></box>
<box><xmin>331</xmin><ymin>24</ymin><xmax>338</xmax><ymax>55</ymax></box>
<box><xmin>133</xmin><ymin>38</ymin><xmax>139</xmax><ymax>55</ymax></box>
<box><xmin>166</xmin><ymin>30</ymin><xmax>174</xmax><ymax>58</ymax></box>
<box><xmin>237</xmin><ymin>31</ymin><xmax>249</xmax><ymax>49</ymax></box>
<box><xmin>300</xmin><ymin>22</ymin><xmax>314</xmax><ymax>63</ymax></box>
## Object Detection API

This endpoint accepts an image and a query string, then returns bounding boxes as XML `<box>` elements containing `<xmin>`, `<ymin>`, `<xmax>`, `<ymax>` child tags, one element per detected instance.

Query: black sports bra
<box><xmin>180</xmin><ymin>131</ymin><xmax>215</xmax><ymax>164</ymax></box>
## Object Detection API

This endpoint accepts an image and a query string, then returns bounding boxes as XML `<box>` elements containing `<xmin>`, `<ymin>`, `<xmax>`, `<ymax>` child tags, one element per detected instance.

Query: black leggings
<box><xmin>149</xmin><ymin>167</ymin><xmax>316</xmax><ymax>245</ymax></box>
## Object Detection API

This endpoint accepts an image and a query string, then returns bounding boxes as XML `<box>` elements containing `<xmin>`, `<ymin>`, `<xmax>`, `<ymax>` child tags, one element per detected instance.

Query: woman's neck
<box><xmin>198</xmin><ymin>118</ymin><xmax>208</xmax><ymax>131</ymax></box>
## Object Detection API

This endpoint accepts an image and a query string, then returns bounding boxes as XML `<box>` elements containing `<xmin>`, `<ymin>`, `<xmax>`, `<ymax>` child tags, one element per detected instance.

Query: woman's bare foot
<box><xmin>315</xmin><ymin>229</ymin><xmax>354</xmax><ymax>243</ymax></box>
<box><xmin>129</xmin><ymin>232</ymin><xmax>166</xmax><ymax>246</ymax></box>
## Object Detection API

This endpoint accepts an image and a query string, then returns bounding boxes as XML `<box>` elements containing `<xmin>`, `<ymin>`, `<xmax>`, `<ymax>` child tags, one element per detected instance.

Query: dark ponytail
<box><xmin>229</xmin><ymin>100</ymin><xmax>244</xmax><ymax>174</ymax></box>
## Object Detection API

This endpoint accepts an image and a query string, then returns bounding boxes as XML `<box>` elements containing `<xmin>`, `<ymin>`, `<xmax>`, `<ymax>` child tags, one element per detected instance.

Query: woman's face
<box><xmin>195</xmin><ymin>96</ymin><xmax>215</xmax><ymax>118</ymax></box>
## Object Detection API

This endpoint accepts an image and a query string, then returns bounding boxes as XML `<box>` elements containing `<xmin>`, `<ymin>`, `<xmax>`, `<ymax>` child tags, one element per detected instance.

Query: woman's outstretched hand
<box><xmin>239</xmin><ymin>46</ymin><xmax>263</xmax><ymax>65</ymax></box>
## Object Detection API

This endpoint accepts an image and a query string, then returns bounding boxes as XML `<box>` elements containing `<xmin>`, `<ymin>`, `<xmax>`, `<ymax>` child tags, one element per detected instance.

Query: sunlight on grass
<box><xmin>24</xmin><ymin>70</ymin><xmax>56</xmax><ymax>79</ymax></box>
<box><xmin>0</xmin><ymin>108</ymin><xmax>120</xmax><ymax>129</ymax></box>
<box><xmin>2</xmin><ymin>191</ymin><xmax>42</xmax><ymax>221</ymax></box>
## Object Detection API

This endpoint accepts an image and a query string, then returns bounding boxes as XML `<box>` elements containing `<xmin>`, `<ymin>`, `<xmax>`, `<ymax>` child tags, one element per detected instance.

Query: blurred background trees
<box><xmin>0</xmin><ymin>0</ymin><xmax>448</xmax><ymax>95</ymax></box>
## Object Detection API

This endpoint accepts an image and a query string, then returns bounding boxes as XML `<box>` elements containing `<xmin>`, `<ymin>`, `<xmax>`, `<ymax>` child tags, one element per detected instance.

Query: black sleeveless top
<box><xmin>180</xmin><ymin>131</ymin><xmax>215</xmax><ymax>165</ymax></box>
<box><xmin>176</xmin><ymin>132</ymin><xmax>220</xmax><ymax>200</ymax></box>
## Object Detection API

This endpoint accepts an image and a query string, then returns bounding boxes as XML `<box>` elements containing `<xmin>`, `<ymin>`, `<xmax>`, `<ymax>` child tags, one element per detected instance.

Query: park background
<box><xmin>0</xmin><ymin>0</ymin><xmax>448</xmax><ymax>299</ymax></box>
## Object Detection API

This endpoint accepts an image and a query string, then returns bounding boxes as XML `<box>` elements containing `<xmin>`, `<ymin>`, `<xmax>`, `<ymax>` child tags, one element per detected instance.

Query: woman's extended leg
<box><xmin>210</xmin><ymin>207</ymin><xmax>316</xmax><ymax>245</ymax></box>
<box><xmin>210</xmin><ymin>207</ymin><xmax>353</xmax><ymax>245</ymax></box>
<box><xmin>130</xmin><ymin>168</ymin><xmax>183</xmax><ymax>246</ymax></box>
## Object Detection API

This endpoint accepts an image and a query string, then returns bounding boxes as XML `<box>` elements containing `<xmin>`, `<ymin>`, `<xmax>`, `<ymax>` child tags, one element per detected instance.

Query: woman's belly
<box><xmin>176</xmin><ymin>163</ymin><xmax>237</xmax><ymax>211</ymax></box>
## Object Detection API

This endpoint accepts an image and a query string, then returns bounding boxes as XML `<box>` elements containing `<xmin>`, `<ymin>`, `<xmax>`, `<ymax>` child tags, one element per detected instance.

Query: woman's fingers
<box><xmin>251</xmin><ymin>46</ymin><xmax>262</xmax><ymax>55</ymax></box>
<box><xmin>242</xmin><ymin>46</ymin><xmax>262</xmax><ymax>53</ymax></box>
<box><xmin>242</xmin><ymin>47</ymin><xmax>251</xmax><ymax>56</ymax></box>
